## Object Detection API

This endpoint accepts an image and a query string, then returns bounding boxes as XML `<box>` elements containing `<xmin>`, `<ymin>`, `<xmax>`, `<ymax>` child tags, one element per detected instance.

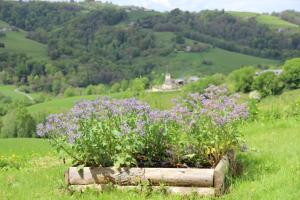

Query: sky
<box><xmin>105</xmin><ymin>0</ymin><xmax>300</xmax><ymax>13</ymax></box>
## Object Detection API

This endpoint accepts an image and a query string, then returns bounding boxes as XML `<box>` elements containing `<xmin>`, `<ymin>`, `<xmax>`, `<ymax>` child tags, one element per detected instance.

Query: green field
<box><xmin>27</xmin><ymin>91</ymin><xmax>180</xmax><ymax>114</ymax></box>
<box><xmin>0</xmin><ymin>138</ymin><xmax>52</xmax><ymax>157</ymax></box>
<box><xmin>0</xmin><ymin>20</ymin><xmax>49</xmax><ymax>60</ymax></box>
<box><xmin>1</xmin><ymin>86</ymin><xmax>300</xmax><ymax>199</ymax></box>
<box><xmin>0</xmin><ymin>117</ymin><xmax>299</xmax><ymax>199</ymax></box>
<box><xmin>137</xmin><ymin>48</ymin><xmax>278</xmax><ymax>77</ymax></box>
<box><xmin>229</xmin><ymin>11</ymin><xmax>300</xmax><ymax>30</ymax></box>
<box><xmin>0</xmin><ymin>85</ymin><xmax>29</xmax><ymax>102</ymax></box>
<box><xmin>137</xmin><ymin>31</ymin><xmax>278</xmax><ymax>77</ymax></box>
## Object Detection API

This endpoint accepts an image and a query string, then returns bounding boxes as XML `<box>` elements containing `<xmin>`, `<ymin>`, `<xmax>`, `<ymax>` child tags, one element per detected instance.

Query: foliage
<box><xmin>183</xmin><ymin>73</ymin><xmax>226</xmax><ymax>93</ymax></box>
<box><xmin>37</xmin><ymin>86</ymin><xmax>248</xmax><ymax>168</ymax></box>
<box><xmin>0</xmin><ymin>105</ymin><xmax>36</xmax><ymax>138</ymax></box>
<box><xmin>281</xmin><ymin>58</ymin><xmax>300</xmax><ymax>89</ymax></box>
<box><xmin>252</xmin><ymin>72</ymin><xmax>284</xmax><ymax>97</ymax></box>
<box><xmin>229</xmin><ymin>66</ymin><xmax>256</xmax><ymax>92</ymax></box>
<box><xmin>0</xmin><ymin>154</ymin><xmax>23</xmax><ymax>170</ymax></box>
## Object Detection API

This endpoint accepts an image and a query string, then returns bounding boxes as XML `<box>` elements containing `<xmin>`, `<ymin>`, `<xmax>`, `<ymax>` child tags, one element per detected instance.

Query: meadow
<box><xmin>0</xmin><ymin>117</ymin><xmax>299</xmax><ymax>199</ymax></box>
<box><xmin>0</xmin><ymin>20</ymin><xmax>49</xmax><ymax>61</ymax></box>
<box><xmin>135</xmin><ymin>45</ymin><xmax>278</xmax><ymax>77</ymax></box>
<box><xmin>1</xmin><ymin>88</ymin><xmax>300</xmax><ymax>199</ymax></box>
<box><xmin>228</xmin><ymin>11</ymin><xmax>300</xmax><ymax>31</ymax></box>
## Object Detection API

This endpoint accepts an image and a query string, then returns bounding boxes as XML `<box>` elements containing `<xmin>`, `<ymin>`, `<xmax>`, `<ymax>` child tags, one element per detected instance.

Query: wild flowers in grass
<box><xmin>37</xmin><ymin>86</ymin><xmax>248</xmax><ymax>168</ymax></box>
<box><xmin>0</xmin><ymin>154</ymin><xmax>23</xmax><ymax>170</ymax></box>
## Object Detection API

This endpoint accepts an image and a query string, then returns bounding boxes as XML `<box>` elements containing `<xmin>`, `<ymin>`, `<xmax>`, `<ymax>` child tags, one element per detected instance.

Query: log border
<box><xmin>65</xmin><ymin>153</ymin><xmax>234</xmax><ymax>196</ymax></box>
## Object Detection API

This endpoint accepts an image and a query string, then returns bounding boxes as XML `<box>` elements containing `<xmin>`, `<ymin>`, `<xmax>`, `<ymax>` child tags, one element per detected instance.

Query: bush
<box><xmin>0</xmin><ymin>154</ymin><xmax>23</xmax><ymax>170</ymax></box>
<box><xmin>37</xmin><ymin>86</ymin><xmax>248</xmax><ymax>168</ymax></box>
<box><xmin>228</xmin><ymin>66</ymin><xmax>256</xmax><ymax>92</ymax></box>
<box><xmin>252</xmin><ymin>72</ymin><xmax>284</xmax><ymax>97</ymax></box>
<box><xmin>64</xmin><ymin>87</ymin><xmax>79</xmax><ymax>97</ymax></box>
<box><xmin>1</xmin><ymin>105</ymin><xmax>36</xmax><ymax>138</ymax></box>
<box><xmin>202</xmin><ymin>59</ymin><xmax>213</xmax><ymax>65</ymax></box>
<box><xmin>281</xmin><ymin>58</ymin><xmax>300</xmax><ymax>89</ymax></box>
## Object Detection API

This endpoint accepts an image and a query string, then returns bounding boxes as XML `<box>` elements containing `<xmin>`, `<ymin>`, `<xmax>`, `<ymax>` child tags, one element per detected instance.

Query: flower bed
<box><xmin>65</xmin><ymin>152</ymin><xmax>235</xmax><ymax>196</ymax></box>
<box><xmin>38</xmin><ymin>85</ymin><xmax>247</xmax><ymax>195</ymax></box>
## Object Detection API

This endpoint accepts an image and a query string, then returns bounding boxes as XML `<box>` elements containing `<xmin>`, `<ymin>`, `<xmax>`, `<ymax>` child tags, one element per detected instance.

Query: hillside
<box><xmin>229</xmin><ymin>11</ymin><xmax>300</xmax><ymax>31</ymax></box>
<box><xmin>0</xmin><ymin>20</ymin><xmax>49</xmax><ymax>61</ymax></box>
<box><xmin>0</xmin><ymin>1</ymin><xmax>298</xmax><ymax>94</ymax></box>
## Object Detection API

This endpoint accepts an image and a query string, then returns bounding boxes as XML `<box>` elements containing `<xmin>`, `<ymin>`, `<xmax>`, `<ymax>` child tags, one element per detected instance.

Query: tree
<box><xmin>1</xmin><ymin>105</ymin><xmax>36</xmax><ymax>138</ymax></box>
<box><xmin>281</xmin><ymin>58</ymin><xmax>300</xmax><ymax>89</ymax></box>
<box><xmin>129</xmin><ymin>77</ymin><xmax>148</xmax><ymax>97</ymax></box>
<box><xmin>252</xmin><ymin>72</ymin><xmax>284</xmax><ymax>97</ymax></box>
<box><xmin>228</xmin><ymin>66</ymin><xmax>256</xmax><ymax>92</ymax></box>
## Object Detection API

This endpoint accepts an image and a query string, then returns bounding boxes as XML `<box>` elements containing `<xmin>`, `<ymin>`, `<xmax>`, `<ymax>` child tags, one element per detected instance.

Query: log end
<box><xmin>214</xmin><ymin>155</ymin><xmax>230</xmax><ymax>195</ymax></box>
<box><xmin>64</xmin><ymin>168</ymin><xmax>70</xmax><ymax>185</ymax></box>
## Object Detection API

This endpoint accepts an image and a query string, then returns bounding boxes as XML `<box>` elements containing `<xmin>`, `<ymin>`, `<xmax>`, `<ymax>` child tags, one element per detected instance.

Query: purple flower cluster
<box><xmin>37</xmin><ymin>86</ymin><xmax>248</xmax><ymax>143</ymax></box>
<box><xmin>37</xmin><ymin>97</ymin><xmax>185</xmax><ymax>142</ymax></box>
<box><xmin>184</xmin><ymin>85</ymin><xmax>248</xmax><ymax>126</ymax></box>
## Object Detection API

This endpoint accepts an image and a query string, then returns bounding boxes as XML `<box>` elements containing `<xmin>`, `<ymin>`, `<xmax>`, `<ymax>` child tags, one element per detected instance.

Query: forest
<box><xmin>0</xmin><ymin>1</ymin><xmax>300</xmax><ymax>93</ymax></box>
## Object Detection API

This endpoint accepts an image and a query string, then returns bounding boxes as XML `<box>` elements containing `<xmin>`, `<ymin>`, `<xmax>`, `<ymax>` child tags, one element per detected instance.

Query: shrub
<box><xmin>281</xmin><ymin>58</ymin><xmax>300</xmax><ymax>89</ymax></box>
<box><xmin>1</xmin><ymin>105</ymin><xmax>36</xmax><ymax>138</ymax></box>
<box><xmin>202</xmin><ymin>59</ymin><xmax>213</xmax><ymax>65</ymax></box>
<box><xmin>228</xmin><ymin>66</ymin><xmax>256</xmax><ymax>92</ymax></box>
<box><xmin>252</xmin><ymin>72</ymin><xmax>284</xmax><ymax>97</ymax></box>
<box><xmin>183</xmin><ymin>74</ymin><xmax>226</xmax><ymax>93</ymax></box>
<box><xmin>37</xmin><ymin>86</ymin><xmax>248</xmax><ymax>168</ymax></box>
<box><xmin>0</xmin><ymin>154</ymin><xmax>23</xmax><ymax>170</ymax></box>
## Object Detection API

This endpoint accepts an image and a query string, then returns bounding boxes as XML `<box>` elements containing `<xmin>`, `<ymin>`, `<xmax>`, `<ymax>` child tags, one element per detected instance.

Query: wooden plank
<box><xmin>69</xmin><ymin>184</ymin><xmax>215</xmax><ymax>196</ymax></box>
<box><xmin>67</xmin><ymin>167</ymin><xmax>214</xmax><ymax>187</ymax></box>
<box><xmin>213</xmin><ymin>155</ymin><xmax>229</xmax><ymax>195</ymax></box>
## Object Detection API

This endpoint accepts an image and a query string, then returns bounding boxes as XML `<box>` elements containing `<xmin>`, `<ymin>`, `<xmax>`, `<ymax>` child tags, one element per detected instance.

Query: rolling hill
<box><xmin>228</xmin><ymin>11</ymin><xmax>300</xmax><ymax>32</ymax></box>
<box><xmin>0</xmin><ymin>20</ymin><xmax>49</xmax><ymax>61</ymax></box>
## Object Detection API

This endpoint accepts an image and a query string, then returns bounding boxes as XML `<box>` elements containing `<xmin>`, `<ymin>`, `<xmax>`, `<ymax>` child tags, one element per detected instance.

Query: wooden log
<box><xmin>144</xmin><ymin>168</ymin><xmax>214</xmax><ymax>187</ymax></box>
<box><xmin>67</xmin><ymin>167</ymin><xmax>214</xmax><ymax>187</ymax></box>
<box><xmin>213</xmin><ymin>155</ymin><xmax>229</xmax><ymax>195</ymax></box>
<box><xmin>68</xmin><ymin>167</ymin><xmax>144</xmax><ymax>185</ymax></box>
<box><xmin>69</xmin><ymin>184</ymin><xmax>215</xmax><ymax>196</ymax></box>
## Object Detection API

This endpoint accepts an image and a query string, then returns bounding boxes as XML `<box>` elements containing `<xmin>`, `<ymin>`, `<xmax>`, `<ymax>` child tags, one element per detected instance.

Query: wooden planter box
<box><xmin>65</xmin><ymin>153</ymin><xmax>235</xmax><ymax>196</ymax></box>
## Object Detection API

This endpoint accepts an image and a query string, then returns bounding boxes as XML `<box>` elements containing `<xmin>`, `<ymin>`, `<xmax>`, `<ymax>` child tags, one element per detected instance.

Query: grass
<box><xmin>0</xmin><ymin>117</ymin><xmax>299</xmax><ymax>199</ymax></box>
<box><xmin>27</xmin><ymin>91</ymin><xmax>180</xmax><ymax>114</ymax></box>
<box><xmin>137</xmin><ymin>31</ymin><xmax>278</xmax><ymax>77</ymax></box>
<box><xmin>140</xmin><ymin>48</ymin><xmax>277</xmax><ymax>77</ymax></box>
<box><xmin>0</xmin><ymin>138</ymin><xmax>52</xmax><ymax>157</ymax></box>
<box><xmin>0</xmin><ymin>85</ymin><xmax>28</xmax><ymax>102</ymax></box>
<box><xmin>0</xmin><ymin>20</ymin><xmax>49</xmax><ymax>61</ymax></box>
<box><xmin>259</xmin><ymin>89</ymin><xmax>300</xmax><ymax>111</ymax></box>
<box><xmin>229</xmin><ymin>11</ymin><xmax>300</xmax><ymax>31</ymax></box>
<box><xmin>1</xmin><ymin>87</ymin><xmax>300</xmax><ymax>199</ymax></box>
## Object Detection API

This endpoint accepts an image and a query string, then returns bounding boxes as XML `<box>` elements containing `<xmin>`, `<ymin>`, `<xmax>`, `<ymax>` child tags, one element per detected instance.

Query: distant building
<box><xmin>150</xmin><ymin>73</ymin><xmax>199</xmax><ymax>92</ymax></box>
<box><xmin>255</xmin><ymin>69</ymin><xmax>283</xmax><ymax>76</ymax></box>
<box><xmin>161</xmin><ymin>73</ymin><xmax>176</xmax><ymax>90</ymax></box>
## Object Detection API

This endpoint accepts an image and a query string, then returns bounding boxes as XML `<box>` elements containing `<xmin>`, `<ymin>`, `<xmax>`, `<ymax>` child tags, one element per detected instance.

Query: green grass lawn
<box><xmin>0</xmin><ymin>20</ymin><xmax>49</xmax><ymax>61</ymax></box>
<box><xmin>0</xmin><ymin>117</ymin><xmax>299</xmax><ymax>199</ymax></box>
